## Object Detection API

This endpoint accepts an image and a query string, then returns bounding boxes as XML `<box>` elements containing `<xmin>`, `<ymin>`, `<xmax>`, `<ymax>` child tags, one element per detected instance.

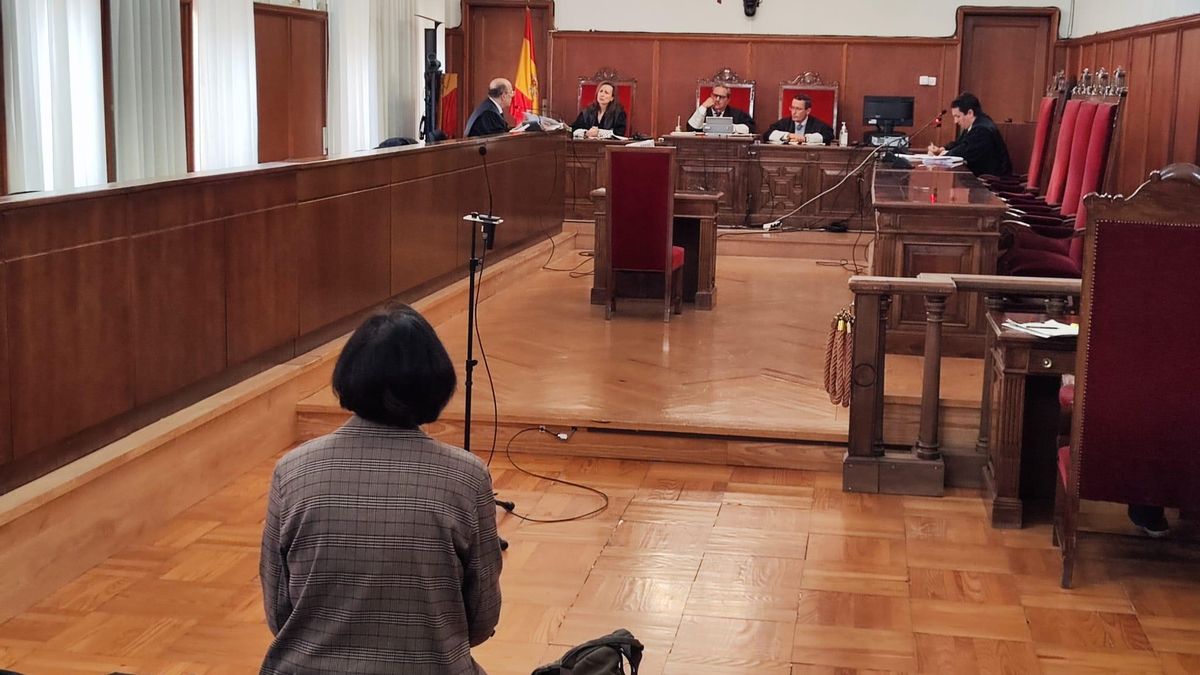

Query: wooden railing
<box><xmin>844</xmin><ymin>273</ymin><xmax>1080</xmax><ymax>496</ymax></box>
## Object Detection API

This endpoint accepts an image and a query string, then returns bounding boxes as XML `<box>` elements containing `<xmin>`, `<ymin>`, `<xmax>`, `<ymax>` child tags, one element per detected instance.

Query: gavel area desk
<box><xmin>983</xmin><ymin>311</ymin><xmax>1078</xmax><ymax>528</ymax></box>
<box><xmin>589</xmin><ymin>188</ymin><xmax>722</xmax><ymax>310</ymax></box>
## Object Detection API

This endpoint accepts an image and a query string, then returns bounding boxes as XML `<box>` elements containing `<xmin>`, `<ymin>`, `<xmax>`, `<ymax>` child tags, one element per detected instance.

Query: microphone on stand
<box><xmin>907</xmin><ymin>109</ymin><xmax>948</xmax><ymax>148</ymax></box>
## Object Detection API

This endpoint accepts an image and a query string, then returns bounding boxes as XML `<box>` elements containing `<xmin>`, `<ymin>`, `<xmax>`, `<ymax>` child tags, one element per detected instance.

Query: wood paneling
<box><xmin>464</xmin><ymin>1</ymin><xmax>552</xmax><ymax>130</ymax></box>
<box><xmin>254</xmin><ymin>5</ymin><xmax>327</xmax><ymax>162</ymax></box>
<box><xmin>0</xmin><ymin>133</ymin><xmax>563</xmax><ymax>494</ymax></box>
<box><xmin>960</xmin><ymin>11</ymin><xmax>1055</xmax><ymax>124</ymax></box>
<box><xmin>1062</xmin><ymin>14</ymin><xmax>1200</xmax><ymax>194</ymax></box>
<box><xmin>7</xmin><ymin>238</ymin><xmax>136</xmax><ymax>456</ymax></box>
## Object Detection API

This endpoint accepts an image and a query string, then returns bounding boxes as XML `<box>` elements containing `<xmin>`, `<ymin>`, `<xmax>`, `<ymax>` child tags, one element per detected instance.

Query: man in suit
<box><xmin>764</xmin><ymin>94</ymin><xmax>835</xmax><ymax>144</ymax></box>
<box><xmin>927</xmin><ymin>92</ymin><xmax>1013</xmax><ymax>176</ymax></box>
<box><xmin>466</xmin><ymin>78</ymin><xmax>514</xmax><ymax>137</ymax></box>
<box><xmin>687</xmin><ymin>83</ymin><xmax>755</xmax><ymax>133</ymax></box>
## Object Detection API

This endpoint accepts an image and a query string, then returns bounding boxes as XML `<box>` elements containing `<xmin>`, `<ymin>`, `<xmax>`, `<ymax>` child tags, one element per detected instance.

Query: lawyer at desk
<box><xmin>763</xmin><ymin>93</ymin><xmax>835</xmax><ymax>145</ymax></box>
<box><xmin>571</xmin><ymin>81</ymin><xmax>627</xmax><ymax>140</ymax></box>
<box><xmin>687</xmin><ymin>83</ymin><xmax>755</xmax><ymax>134</ymax></box>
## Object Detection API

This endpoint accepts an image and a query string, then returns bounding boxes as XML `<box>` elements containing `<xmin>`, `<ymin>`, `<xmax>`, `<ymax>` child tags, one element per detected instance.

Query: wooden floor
<box><xmin>2</xmin><ymin>448</ymin><xmax>1198</xmax><ymax>674</ymax></box>
<box><xmin>299</xmin><ymin>251</ymin><xmax>983</xmax><ymax>445</ymax></box>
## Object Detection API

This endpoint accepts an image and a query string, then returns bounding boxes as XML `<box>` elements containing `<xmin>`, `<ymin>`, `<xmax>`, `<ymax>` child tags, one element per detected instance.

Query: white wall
<box><xmin>552</xmin><ymin>0</ymin><xmax>1075</xmax><ymax>37</ymax></box>
<box><xmin>1069</xmin><ymin>0</ymin><xmax>1200</xmax><ymax>36</ymax></box>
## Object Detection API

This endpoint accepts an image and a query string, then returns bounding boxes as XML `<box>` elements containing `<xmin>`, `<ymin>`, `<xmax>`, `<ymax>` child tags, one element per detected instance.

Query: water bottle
<box><xmin>839</xmin><ymin>122</ymin><xmax>849</xmax><ymax>147</ymax></box>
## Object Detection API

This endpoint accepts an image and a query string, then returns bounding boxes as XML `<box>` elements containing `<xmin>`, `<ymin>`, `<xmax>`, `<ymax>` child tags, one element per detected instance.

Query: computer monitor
<box><xmin>863</xmin><ymin>96</ymin><xmax>914</xmax><ymax>135</ymax></box>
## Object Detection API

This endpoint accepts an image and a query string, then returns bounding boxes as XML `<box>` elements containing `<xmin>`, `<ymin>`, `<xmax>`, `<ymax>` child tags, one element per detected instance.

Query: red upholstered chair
<box><xmin>778</xmin><ymin>72</ymin><xmax>838</xmax><ymax>129</ymax></box>
<box><xmin>697</xmin><ymin>68</ymin><xmax>756</xmax><ymax>118</ymax></box>
<box><xmin>982</xmin><ymin>95</ymin><xmax>1059</xmax><ymax>192</ymax></box>
<box><xmin>1054</xmin><ymin>163</ymin><xmax>1200</xmax><ymax>587</ymax></box>
<box><xmin>605</xmin><ymin>146</ymin><xmax>684</xmax><ymax>322</ymax></box>
<box><xmin>577</xmin><ymin>67</ymin><xmax>636</xmax><ymax>134</ymax></box>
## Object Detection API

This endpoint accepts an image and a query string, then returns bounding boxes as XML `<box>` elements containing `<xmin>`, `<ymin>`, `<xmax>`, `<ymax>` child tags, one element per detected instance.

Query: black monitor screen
<box><xmin>863</xmin><ymin>96</ymin><xmax>914</xmax><ymax>127</ymax></box>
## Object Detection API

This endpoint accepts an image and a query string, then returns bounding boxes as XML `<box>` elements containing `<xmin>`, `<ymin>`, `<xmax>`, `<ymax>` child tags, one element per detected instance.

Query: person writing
<box><xmin>466</xmin><ymin>77</ymin><xmax>515</xmax><ymax>137</ymax></box>
<box><xmin>571</xmin><ymin>81</ymin><xmax>628</xmax><ymax>139</ymax></box>
<box><xmin>927</xmin><ymin>92</ymin><xmax>1013</xmax><ymax>176</ymax></box>
<box><xmin>763</xmin><ymin>94</ymin><xmax>835</xmax><ymax>144</ymax></box>
<box><xmin>687</xmin><ymin>83</ymin><xmax>754</xmax><ymax>134</ymax></box>
<box><xmin>260</xmin><ymin>305</ymin><xmax>502</xmax><ymax>675</ymax></box>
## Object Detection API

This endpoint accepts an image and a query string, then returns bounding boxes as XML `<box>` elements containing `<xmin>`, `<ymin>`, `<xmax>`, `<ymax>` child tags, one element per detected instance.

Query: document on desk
<box><xmin>1002</xmin><ymin>319</ymin><xmax>1079</xmax><ymax>338</ymax></box>
<box><xmin>901</xmin><ymin>153</ymin><xmax>966</xmax><ymax>167</ymax></box>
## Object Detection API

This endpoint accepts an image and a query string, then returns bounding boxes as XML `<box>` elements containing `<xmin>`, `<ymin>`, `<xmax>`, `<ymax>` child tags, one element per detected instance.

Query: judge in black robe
<box><xmin>929</xmin><ymin>92</ymin><xmax>1013</xmax><ymax>176</ymax></box>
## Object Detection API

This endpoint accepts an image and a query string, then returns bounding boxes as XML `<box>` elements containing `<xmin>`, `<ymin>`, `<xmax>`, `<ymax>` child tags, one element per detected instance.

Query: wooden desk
<box><xmin>589</xmin><ymin>188</ymin><xmax>721</xmax><ymax>310</ymax></box>
<box><xmin>983</xmin><ymin>311</ymin><xmax>1077</xmax><ymax>528</ymax></box>
<box><xmin>565</xmin><ymin>136</ymin><xmax>872</xmax><ymax>229</ymax></box>
<box><xmin>871</xmin><ymin>165</ymin><xmax>1008</xmax><ymax>356</ymax></box>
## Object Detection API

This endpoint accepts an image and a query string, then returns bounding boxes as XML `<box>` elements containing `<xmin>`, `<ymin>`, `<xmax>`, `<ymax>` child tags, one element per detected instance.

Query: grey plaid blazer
<box><xmin>260</xmin><ymin>416</ymin><xmax>503</xmax><ymax>674</ymax></box>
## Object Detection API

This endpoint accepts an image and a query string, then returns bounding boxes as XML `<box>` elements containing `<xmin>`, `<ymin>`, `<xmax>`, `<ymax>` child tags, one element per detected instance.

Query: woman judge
<box><xmin>571</xmin><ymin>81</ymin><xmax>628</xmax><ymax>139</ymax></box>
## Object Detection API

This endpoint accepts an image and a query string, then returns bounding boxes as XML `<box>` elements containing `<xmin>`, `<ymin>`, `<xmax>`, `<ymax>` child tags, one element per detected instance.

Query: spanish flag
<box><xmin>510</xmin><ymin>7</ymin><xmax>539</xmax><ymax>121</ymax></box>
<box><xmin>439</xmin><ymin>73</ymin><xmax>459</xmax><ymax>138</ymax></box>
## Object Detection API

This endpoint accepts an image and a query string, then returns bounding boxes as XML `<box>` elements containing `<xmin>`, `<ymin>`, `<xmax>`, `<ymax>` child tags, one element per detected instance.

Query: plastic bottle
<box><xmin>839</xmin><ymin>122</ymin><xmax>849</xmax><ymax>147</ymax></box>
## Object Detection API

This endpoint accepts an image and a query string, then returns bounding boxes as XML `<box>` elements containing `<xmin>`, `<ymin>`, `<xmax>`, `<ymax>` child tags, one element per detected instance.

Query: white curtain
<box><xmin>326</xmin><ymin>0</ymin><xmax>377</xmax><ymax>154</ymax></box>
<box><xmin>111</xmin><ymin>0</ymin><xmax>187</xmax><ymax>181</ymax></box>
<box><xmin>327</xmin><ymin>0</ymin><xmax>420</xmax><ymax>153</ymax></box>
<box><xmin>192</xmin><ymin>0</ymin><xmax>257</xmax><ymax>170</ymax></box>
<box><xmin>2</xmin><ymin>0</ymin><xmax>105</xmax><ymax>193</ymax></box>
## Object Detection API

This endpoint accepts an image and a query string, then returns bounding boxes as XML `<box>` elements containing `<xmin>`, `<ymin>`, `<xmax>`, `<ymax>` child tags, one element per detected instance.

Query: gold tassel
<box><xmin>823</xmin><ymin>306</ymin><xmax>854</xmax><ymax>407</ymax></box>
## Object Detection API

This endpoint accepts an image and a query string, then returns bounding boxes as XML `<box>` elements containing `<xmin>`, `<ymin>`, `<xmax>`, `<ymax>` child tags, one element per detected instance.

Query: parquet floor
<box><xmin>3</xmin><ymin>448</ymin><xmax>1199</xmax><ymax>674</ymax></box>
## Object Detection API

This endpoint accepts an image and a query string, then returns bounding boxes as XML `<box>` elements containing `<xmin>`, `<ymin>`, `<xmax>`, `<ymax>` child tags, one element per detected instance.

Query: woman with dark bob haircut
<box><xmin>260</xmin><ymin>305</ymin><xmax>503</xmax><ymax>675</ymax></box>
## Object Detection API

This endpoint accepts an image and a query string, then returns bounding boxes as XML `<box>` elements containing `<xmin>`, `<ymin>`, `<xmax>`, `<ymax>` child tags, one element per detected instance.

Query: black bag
<box><xmin>530</xmin><ymin>628</ymin><xmax>643</xmax><ymax>675</ymax></box>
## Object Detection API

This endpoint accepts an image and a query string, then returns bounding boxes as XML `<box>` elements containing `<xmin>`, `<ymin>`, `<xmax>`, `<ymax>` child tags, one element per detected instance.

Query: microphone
<box><xmin>906</xmin><ymin>109</ymin><xmax>948</xmax><ymax>148</ymax></box>
<box><xmin>476</xmin><ymin>144</ymin><xmax>497</xmax><ymax>249</ymax></box>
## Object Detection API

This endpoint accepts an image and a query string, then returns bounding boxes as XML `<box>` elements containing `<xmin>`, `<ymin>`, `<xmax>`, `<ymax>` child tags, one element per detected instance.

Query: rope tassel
<box><xmin>823</xmin><ymin>306</ymin><xmax>854</xmax><ymax>407</ymax></box>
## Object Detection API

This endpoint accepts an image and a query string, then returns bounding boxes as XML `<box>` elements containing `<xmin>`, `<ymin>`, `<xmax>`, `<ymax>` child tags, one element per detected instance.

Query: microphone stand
<box><xmin>462</xmin><ymin>145</ymin><xmax>511</xmax><ymax>552</ymax></box>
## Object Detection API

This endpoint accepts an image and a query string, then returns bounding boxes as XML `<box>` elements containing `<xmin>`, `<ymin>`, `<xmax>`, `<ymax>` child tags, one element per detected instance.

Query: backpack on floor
<box><xmin>530</xmin><ymin>628</ymin><xmax>644</xmax><ymax>675</ymax></box>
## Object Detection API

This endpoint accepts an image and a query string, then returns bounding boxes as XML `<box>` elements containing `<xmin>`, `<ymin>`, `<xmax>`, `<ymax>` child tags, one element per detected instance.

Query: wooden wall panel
<box><xmin>288</xmin><ymin>14</ymin><xmax>327</xmax><ymax>159</ymax></box>
<box><xmin>391</xmin><ymin>176</ymin><xmax>461</xmax><ymax>295</ymax></box>
<box><xmin>465</xmin><ymin>3</ymin><xmax>551</xmax><ymax>126</ymax></box>
<box><xmin>748</xmin><ymin>42</ymin><xmax>845</xmax><ymax>128</ymax></box>
<box><xmin>255</xmin><ymin>11</ymin><xmax>291</xmax><ymax>163</ymax></box>
<box><xmin>296</xmin><ymin>188</ymin><xmax>392</xmax><ymax>334</ymax></box>
<box><xmin>655</xmin><ymin>41</ymin><xmax>753</xmax><ymax>136</ymax></box>
<box><xmin>1119</xmin><ymin>36</ymin><xmax>1153</xmax><ymax>193</ymax></box>
<box><xmin>226</xmin><ymin>206</ymin><xmax>299</xmax><ymax>366</ymax></box>
<box><xmin>7</xmin><ymin>239</ymin><xmax>135</xmax><ymax>456</ymax></box>
<box><xmin>844</xmin><ymin>42</ymin><xmax>950</xmax><ymax>148</ymax></box>
<box><xmin>1146</xmin><ymin>31</ymin><xmax>1180</xmax><ymax>175</ymax></box>
<box><xmin>548</xmin><ymin>36</ymin><xmax>656</xmax><ymax>132</ymax></box>
<box><xmin>0</xmin><ymin>263</ymin><xmax>9</xmax><ymax>466</ymax></box>
<box><xmin>1175</xmin><ymin>27</ymin><xmax>1200</xmax><ymax>163</ymax></box>
<box><xmin>131</xmin><ymin>222</ymin><xmax>227</xmax><ymax>403</ymax></box>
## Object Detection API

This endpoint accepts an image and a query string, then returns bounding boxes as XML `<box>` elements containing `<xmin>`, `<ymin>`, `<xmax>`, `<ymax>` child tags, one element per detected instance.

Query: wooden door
<box><xmin>255</xmin><ymin>4</ymin><xmax>327</xmax><ymax>162</ymax></box>
<box><xmin>959</xmin><ymin>10</ymin><xmax>1057</xmax><ymax>124</ymax></box>
<box><xmin>464</xmin><ymin>1</ymin><xmax>551</xmax><ymax>132</ymax></box>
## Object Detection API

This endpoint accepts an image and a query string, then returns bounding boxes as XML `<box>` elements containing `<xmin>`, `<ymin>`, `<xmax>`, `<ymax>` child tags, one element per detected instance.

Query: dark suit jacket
<box><xmin>571</xmin><ymin>106</ymin><xmax>628</xmax><ymax>136</ymax></box>
<box><xmin>688</xmin><ymin>105</ymin><xmax>755</xmax><ymax>133</ymax></box>
<box><xmin>763</xmin><ymin>115</ymin><xmax>835</xmax><ymax>144</ymax></box>
<box><xmin>466</xmin><ymin>99</ymin><xmax>508</xmax><ymax>137</ymax></box>
<box><xmin>944</xmin><ymin>114</ymin><xmax>1013</xmax><ymax>176</ymax></box>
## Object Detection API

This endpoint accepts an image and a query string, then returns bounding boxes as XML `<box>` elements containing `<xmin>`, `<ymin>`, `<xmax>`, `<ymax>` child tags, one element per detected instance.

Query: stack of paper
<box><xmin>1002</xmin><ymin>318</ymin><xmax>1079</xmax><ymax>338</ymax></box>
<box><xmin>901</xmin><ymin>153</ymin><xmax>966</xmax><ymax>167</ymax></box>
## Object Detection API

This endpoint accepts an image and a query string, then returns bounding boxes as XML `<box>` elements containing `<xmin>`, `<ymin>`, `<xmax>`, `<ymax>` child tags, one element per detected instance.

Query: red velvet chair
<box><xmin>1054</xmin><ymin>163</ymin><xmax>1200</xmax><ymax>587</ymax></box>
<box><xmin>605</xmin><ymin>146</ymin><xmax>684</xmax><ymax>322</ymax></box>
<box><xmin>982</xmin><ymin>94</ymin><xmax>1059</xmax><ymax>193</ymax></box>
<box><xmin>778</xmin><ymin>72</ymin><xmax>838</xmax><ymax>129</ymax></box>
<box><xmin>696</xmin><ymin>68</ymin><xmax>756</xmax><ymax>119</ymax></box>
<box><xmin>577</xmin><ymin>67</ymin><xmax>636</xmax><ymax>135</ymax></box>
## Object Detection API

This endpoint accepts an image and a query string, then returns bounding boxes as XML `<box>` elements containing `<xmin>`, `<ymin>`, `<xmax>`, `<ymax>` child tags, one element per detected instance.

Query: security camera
<box><xmin>743</xmin><ymin>0</ymin><xmax>759</xmax><ymax>16</ymax></box>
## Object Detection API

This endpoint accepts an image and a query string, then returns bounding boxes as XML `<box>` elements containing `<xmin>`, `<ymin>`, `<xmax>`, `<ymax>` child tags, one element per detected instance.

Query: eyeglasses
<box><xmin>712</xmin><ymin>93</ymin><xmax>729</xmax><ymax>100</ymax></box>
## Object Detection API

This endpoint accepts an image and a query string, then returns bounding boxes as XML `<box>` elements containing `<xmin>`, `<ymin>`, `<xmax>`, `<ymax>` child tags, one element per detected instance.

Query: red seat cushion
<box><xmin>671</xmin><ymin>245</ymin><xmax>685</xmax><ymax>270</ymax></box>
<box><xmin>1058</xmin><ymin>445</ymin><xmax>1071</xmax><ymax>488</ymax></box>
<box><xmin>1009</xmin><ymin>227</ymin><xmax>1071</xmax><ymax>255</ymax></box>
<box><xmin>1000</xmin><ymin>246</ymin><xmax>1081</xmax><ymax>278</ymax></box>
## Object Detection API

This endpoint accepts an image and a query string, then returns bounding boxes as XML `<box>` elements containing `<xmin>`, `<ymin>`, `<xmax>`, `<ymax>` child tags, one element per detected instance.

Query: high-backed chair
<box><xmin>577</xmin><ymin>67</ymin><xmax>637</xmax><ymax>135</ymax></box>
<box><xmin>982</xmin><ymin>71</ymin><xmax>1069</xmax><ymax>193</ymax></box>
<box><xmin>1054</xmin><ymin>163</ymin><xmax>1200</xmax><ymax>587</ymax></box>
<box><xmin>697</xmin><ymin>68</ymin><xmax>756</xmax><ymax>118</ymax></box>
<box><xmin>778</xmin><ymin>72</ymin><xmax>838</xmax><ymax>129</ymax></box>
<box><xmin>605</xmin><ymin>146</ymin><xmax>684</xmax><ymax>322</ymax></box>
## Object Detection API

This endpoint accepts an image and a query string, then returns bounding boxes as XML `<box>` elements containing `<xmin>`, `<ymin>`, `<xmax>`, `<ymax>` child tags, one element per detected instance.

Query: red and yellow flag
<box><xmin>510</xmin><ymin>7</ymin><xmax>539</xmax><ymax>121</ymax></box>
<box><xmin>439</xmin><ymin>73</ymin><xmax>459</xmax><ymax>138</ymax></box>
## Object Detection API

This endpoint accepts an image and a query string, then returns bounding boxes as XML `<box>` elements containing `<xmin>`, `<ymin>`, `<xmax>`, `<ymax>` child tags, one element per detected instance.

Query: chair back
<box><xmin>1044</xmin><ymin>99</ymin><xmax>1082</xmax><ymax>206</ymax></box>
<box><xmin>1068</xmin><ymin>163</ymin><xmax>1200</xmax><ymax>510</ymax></box>
<box><xmin>1058</xmin><ymin>101</ymin><xmax>1099</xmax><ymax>216</ymax></box>
<box><xmin>697</xmin><ymin>68</ymin><xmax>756</xmax><ymax>118</ymax></box>
<box><xmin>779</xmin><ymin>72</ymin><xmax>838</xmax><ymax>129</ymax></box>
<box><xmin>578</xmin><ymin>67</ymin><xmax>636</xmax><ymax>134</ymax></box>
<box><xmin>1025</xmin><ymin>95</ymin><xmax>1058</xmax><ymax>191</ymax></box>
<box><xmin>606</xmin><ymin>146</ymin><xmax>676</xmax><ymax>274</ymax></box>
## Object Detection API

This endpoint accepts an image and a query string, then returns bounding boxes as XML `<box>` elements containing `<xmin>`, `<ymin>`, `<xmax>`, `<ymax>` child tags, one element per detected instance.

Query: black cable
<box><xmin>474</xmin><ymin>242</ymin><xmax>500</xmax><ymax>467</ymax></box>
<box><xmin>498</xmin><ymin>427</ymin><xmax>610</xmax><ymax>523</ymax></box>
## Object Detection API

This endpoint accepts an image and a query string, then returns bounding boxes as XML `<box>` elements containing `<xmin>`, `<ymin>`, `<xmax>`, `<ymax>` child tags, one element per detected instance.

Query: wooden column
<box><xmin>914</xmin><ymin>294</ymin><xmax>947</xmax><ymax>461</ymax></box>
<box><xmin>976</xmin><ymin>295</ymin><xmax>1006</xmax><ymax>455</ymax></box>
<box><xmin>872</xmin><ymin>295</ymin><xmax>890</xmax><ymax>457</ymax></box>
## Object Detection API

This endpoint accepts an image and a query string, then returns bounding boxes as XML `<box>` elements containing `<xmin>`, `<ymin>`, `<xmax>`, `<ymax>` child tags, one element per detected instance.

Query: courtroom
<box><xmin>2</xmin><ymin>1</ymin><xmax>1200</xmax><ymax>673</ymax></box>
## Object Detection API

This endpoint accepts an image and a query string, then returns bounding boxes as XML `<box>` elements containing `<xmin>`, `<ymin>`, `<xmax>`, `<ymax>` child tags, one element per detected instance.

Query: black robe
<box><xmin>571</xmin><ymin>106</ymin><xmax>628</xmax><ymax>136</ymax></box>
<box><xmin>688</xmin><ymin>105</ymin><xmax>755</xmax><ymax>133</ymax></box>
<box><xmin>465</xmin><ymin>99</ymin><xmax>508</xmax><ymax>137</ymax></box>
<box><xmin>762</xmin><ymin>115</ymin><xmax>835</xmax><ymax>144</ymax></box>
<box><xmin>944</xmin><ymin>113</ymin><xmax>1013</xmax><ymax>176</ymax></box>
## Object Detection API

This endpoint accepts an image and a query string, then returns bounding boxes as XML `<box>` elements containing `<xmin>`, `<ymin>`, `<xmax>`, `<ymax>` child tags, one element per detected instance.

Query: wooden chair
<box><xmin>696</xmin><ymin>68</ymin><xmax>756</xmax><ymax>118</ymax></box>
<box><xmin>577</xmin><ymin>67</ymin><xmax>637</xmax><ymax>135</ymax></box>
<box><xmin>778</xmin><ymin>72</ymin><xmax>839</xmax><ymax>130</ymax></box>
<box><xmin>1054</xmin><ymin>163</ymin><xmax>1200</xmax><ymax>587</ymax></box>
<box><xmin>605</xmin><ymin>146</ymin><xmax>684</xmax><ymax>322</ymax></box>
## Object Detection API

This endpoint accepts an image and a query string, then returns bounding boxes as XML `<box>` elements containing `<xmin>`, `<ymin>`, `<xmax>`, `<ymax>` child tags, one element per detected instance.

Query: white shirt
<box><xmin>768</xmin><ymin>119</ymin><xmax>808</xmax><ymax>143</ymax></box>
